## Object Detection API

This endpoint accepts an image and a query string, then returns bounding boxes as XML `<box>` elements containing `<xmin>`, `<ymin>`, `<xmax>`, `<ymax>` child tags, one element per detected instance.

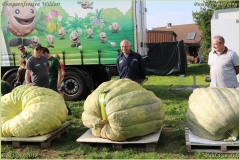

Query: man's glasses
<box><xmin>19</xmin><ymin>49</ymin><xmax>25</xmax><ymax>51</ymax></box>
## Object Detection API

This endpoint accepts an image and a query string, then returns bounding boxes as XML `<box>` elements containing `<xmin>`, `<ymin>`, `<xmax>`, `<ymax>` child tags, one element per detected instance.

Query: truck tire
<box><xmin>5</xmin><ymin>72</ymin><xmax>17</xmax><ymax>88</ymax></box>
<box><xmin>64</xmin><ymin>70</ymin><xmax>87</xmax><ymax>101</ymax></box>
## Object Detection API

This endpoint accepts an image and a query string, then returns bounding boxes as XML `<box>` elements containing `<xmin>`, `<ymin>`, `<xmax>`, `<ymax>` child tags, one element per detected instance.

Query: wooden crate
<box><xmin>1</xmin><ymin>122</ymin><xmax>70</xmax><ymax>149</ymax></box>
<box><xmin>76</xmin><ymin>127</ymin><xmax>163</xmax><ymax>152</ymax></box>
<box><xmin>185</xmin><ymin>128</ymin><xmax>239</xmax><ymax>153</ymax></box>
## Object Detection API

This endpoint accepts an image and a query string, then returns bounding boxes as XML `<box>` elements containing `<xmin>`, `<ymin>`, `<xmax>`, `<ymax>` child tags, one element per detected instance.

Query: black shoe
<box><xmin>23</xmin><ymin>38</ymin><xmax>32</xmax><ymax>46</ymax></box>
<box><xmin>9</xmin><ymin>38</ymin><xmax>22</xmax><ymax>46</ymax></box>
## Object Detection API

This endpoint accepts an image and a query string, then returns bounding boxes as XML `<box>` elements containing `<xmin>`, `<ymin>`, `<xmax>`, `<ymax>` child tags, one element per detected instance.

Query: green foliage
<box><xmin>37</xmin><ymin>6</ymin><xmax>69</xmax><ymax>35</ymax></box>
<box><xmin>124</xmin><ymin>7</ymin><xmax>134</xmax><ymax>29</ymax></box>
<box><xmin>192</xmin><ymin>0</ymin><xmax>239</xmax><ymax>61</ymax></box>
<box><xmin>64</xmin><ymin>14</ymin><xmax>84</xmax><ymax>35</ymax></box>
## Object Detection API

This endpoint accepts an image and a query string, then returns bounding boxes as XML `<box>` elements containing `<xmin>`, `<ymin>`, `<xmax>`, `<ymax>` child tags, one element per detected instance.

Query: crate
<box><xmin>1</xmin><ymin>122</ymin><xmax>70</xmax><ymax>149</ymax></box>
<box><xmin>76</xmin><ymin>127</ymin><xmax>163</xmax><ymax>152</ymax></box>
<box><xmin>185</xmin><ymin>127</ymin><xmax>239</xmax><ymax>153</ymax></box>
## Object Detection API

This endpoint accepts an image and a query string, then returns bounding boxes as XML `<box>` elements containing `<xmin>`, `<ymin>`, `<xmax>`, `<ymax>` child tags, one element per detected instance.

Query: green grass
<box><xmin>1</xmin><ymin>64</ymin><xmax>239</xmax><ymax>159</ymax></box>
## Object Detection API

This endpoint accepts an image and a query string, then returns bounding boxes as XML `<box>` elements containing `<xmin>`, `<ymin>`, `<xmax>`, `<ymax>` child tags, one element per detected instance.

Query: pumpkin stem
<box><xmin>227</xmin><ymin>127</ymin><xmax>239</xmax><ymax>141</ymax></box>
<box><xmin>229</xmin><ymin>127</ymin><xmax>239</xmax><ymax>138</ymax></box>
<box><xmin>93</xmin><ymin>119</ymin><xmax>109</xmax><ymax>129</ymax></box>
<box><xmin>224</xmin><ymin>137</ymin><xmax>233</xmax><ymax>142</ymax></box>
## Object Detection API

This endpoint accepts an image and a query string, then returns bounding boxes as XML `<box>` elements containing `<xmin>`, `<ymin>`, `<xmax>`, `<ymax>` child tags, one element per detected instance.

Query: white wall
<box><xmin>211</xmin><ymin>8</ymin><xmax>239</xmax><ymax>55</ymax></box>
<box><xmin>211</xmin><ymin>8</ymin><xmax>239</xmax><ymax>82</ymax></box>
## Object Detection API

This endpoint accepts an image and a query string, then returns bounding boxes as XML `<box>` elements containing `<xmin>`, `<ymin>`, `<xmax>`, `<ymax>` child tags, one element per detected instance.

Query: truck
<box><xmin>1</xmin><ymin>0</ymin><xmax>148</xmax><ymax>101</ymax></box>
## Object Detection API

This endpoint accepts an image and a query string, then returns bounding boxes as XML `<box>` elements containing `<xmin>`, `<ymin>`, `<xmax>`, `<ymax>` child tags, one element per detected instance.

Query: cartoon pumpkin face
<box><xmin>111</xmin><ymin>22</ymin><xmax>120</xmax><ymax>31</ymax></box>
<box><xmin>69</xmin><ymin>31</ymin><xmax>79</xmax><ymax>43</ymax></box>
<box><xmin>31</xmin><ymin>36</ymin><xmax>40</xmax><ymax>45</ymax></box>
<box><xmin>99</xmin><ymin>32</ymin><xmax>107</xmax><ymax>42</ymax></box>
<box><xmin>58</xmin><ymin>28</ymin><xmax>65</xmax><ymax>38</ymax></box>
<box><xmin>86</xmin><ymin>28</ymin><xmax>93</xmax><ymax>37</ymax></box>
<box><xmin>46</xmin><ymin>35</ymin><xmax>54</xmax><ymax>44</ymax></box>
<box><xmin>81</xmin><ymin>0</ymin><xmax>90</xmax><ymax>9</ymax></box>
<box><xmin>4</xmin><ymin>3</ymin><xmax>37</xmax><ymax>36</ymax></box>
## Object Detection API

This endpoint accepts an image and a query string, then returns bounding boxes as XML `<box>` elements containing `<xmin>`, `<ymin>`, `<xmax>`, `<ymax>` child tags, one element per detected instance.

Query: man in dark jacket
<box><xmin>116</xmin><ymin>40</ymin><xmax>145</xmax><ymax>83</ymax></box>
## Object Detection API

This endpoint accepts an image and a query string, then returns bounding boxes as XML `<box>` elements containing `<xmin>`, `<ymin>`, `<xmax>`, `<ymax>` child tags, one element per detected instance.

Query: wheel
<box><xmin>63</xmin><ymin>70</ymin><xmax>87</xmax><ymax>101</ymax></box>
<box><xmin>5</xmin><ymin>72</ymin><xmax>17</xmax><ymax>88</ymax></box>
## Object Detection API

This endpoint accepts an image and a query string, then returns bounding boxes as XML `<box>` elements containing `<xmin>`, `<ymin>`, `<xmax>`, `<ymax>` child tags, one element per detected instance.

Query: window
<box><xmin>187</xmin><ymin>32</ymin><xmax>196</xmax><ymax>40</ymax></box>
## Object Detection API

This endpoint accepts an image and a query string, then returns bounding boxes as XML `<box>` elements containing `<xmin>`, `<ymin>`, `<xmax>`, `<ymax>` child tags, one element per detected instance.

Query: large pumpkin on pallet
<box><xmin>186</xmin><ymin>87</ymin><xmax>239</xmax><ymax>141</ymax></box>
<box><xmin>82</xmin><ymin>79</ymin><xmax>165</xmax><ymax>141</ymax></box>
<box><xmin>1</xmin><ymin>85</ymin><xmax>68</xmax><ymax>137</ymax></box>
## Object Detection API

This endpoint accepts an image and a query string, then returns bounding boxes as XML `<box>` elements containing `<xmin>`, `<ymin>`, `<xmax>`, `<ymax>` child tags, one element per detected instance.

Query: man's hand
<box><xmin>25</xmin><ymin>69</ymin><xmax>31</xmax><ymax>85</ymax></box>
<box><xmin>57</xmin><ymin>82</ymin><xmax>61</xmax><ymax>90</ymax></box>
<box><xmin>34</xmin><ymin>12</ymin><xmax>46</xmax><ymax>35</ymax></box>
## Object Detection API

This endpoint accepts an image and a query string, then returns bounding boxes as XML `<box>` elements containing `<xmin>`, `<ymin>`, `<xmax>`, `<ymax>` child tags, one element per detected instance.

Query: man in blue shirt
<box><xmin>116</xmin><ymin>40</ymin><xmax>145</xmax><ymax>83</ymax></box>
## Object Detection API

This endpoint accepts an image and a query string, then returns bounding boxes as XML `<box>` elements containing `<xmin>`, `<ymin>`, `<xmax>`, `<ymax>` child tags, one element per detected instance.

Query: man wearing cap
<box><xmin>18</xmin><ymin>45</ymin><xmax>32</xmax><ymax>60</ymax></box>
<box><xmin>25</xmin><ymin>44</ymin><xmax>50</xmax><ymax>88</ymax></box>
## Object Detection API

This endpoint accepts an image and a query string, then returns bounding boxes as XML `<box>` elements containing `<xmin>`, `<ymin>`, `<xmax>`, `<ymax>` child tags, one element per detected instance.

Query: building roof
<box><xmin>152</xmin><ymin>23</ymin><xmax>202</xmax><ymax>46</ymax></box>
<box><xmin>147</xmin><ymin>30</ymin><xmax>177</xmax><ymax>37</ymax></box>
<box><xmin>146</xmin><ymin>30</ymin><xmax>177</xmax><ymax>43</ymax></box>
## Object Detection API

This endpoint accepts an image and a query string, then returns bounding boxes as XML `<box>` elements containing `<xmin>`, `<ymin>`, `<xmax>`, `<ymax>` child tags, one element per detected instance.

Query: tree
<box><xmin>192</xmin><ymin>0</ymin><xmax>239</xmax><ymax>62</ymax></box>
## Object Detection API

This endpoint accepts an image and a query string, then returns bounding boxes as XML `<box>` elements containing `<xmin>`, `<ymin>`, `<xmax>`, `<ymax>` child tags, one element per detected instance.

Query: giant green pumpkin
<box><xmin>1</xmin><ymin>85</ymin><xmax>68</xmax><ymax>137</ymax></box>
<box><xmin>1</xmin><ymin>80</ymin><xmax>13</xmax><ymax>96</ymax></box>
<box><xmin>82</xmin><ymin>79</ymin><xmax>165</xmax><ymax>141</ymax></box>
<box><xmin>186</xmin><ymin>87</ymin><xmax>239</xmax><ymax>140</ymax></box>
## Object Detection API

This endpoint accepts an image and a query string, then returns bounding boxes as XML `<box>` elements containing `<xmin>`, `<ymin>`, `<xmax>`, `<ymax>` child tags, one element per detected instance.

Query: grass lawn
<box><xmin>1</xmin><ymin>64</ymin><xmax>239</xmax><ymax>159</ymax></box>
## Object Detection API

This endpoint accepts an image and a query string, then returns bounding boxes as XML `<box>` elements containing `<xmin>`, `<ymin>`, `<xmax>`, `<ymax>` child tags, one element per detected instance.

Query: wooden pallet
<box><xmin>1</xmin><ymin>122</ymin><xmax>70</xmax><ymax>149</ymax></box>
<box><xmin>76</xmin><ymin>127</ymin><xmax>163</xmax><ymax>152</ymax></box>
<box><xmin>185</xmin><ymin>128</ymin><xmax>239</xmax><ymax>153</ymax></box>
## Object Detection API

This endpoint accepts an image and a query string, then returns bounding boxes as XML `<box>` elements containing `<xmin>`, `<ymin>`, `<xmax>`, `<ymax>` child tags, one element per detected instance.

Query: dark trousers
<box><xmin>49</xmin><ymin>81</ymin><xmax>72</xmax><ymax>115</ymax></box>
<box><xmin>49</xmin><ymin>82</ymin><xmax>58</xmax><ymax>93</ymax></box>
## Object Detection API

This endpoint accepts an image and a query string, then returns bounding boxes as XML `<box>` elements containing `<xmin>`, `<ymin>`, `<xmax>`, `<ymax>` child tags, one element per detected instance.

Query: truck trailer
<box><xmin>1</xmin><ymin>0</ymin><xmax>148</xmax><ymax>101</ymax></box>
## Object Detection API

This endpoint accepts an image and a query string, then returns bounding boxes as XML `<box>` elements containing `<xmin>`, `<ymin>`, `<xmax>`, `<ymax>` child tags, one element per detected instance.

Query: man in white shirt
<box><xmin>208</xmin><ymin>35</ymin><xmax>239</xmax><ymax>88</ymax></box>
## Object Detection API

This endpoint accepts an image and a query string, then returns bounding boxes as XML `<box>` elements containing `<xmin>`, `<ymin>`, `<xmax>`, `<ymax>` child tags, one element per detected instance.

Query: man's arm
<box><xmin>57</xmin><ymin>69</ymin><xmax>62</xmax><ymax>89</ymax></box>
<box><xmin>25</xmin><ymin>69</ymin><xmax>31</xmax><ymax>85</ymax></box>
<box><xmin>139</xmin><ymin>56</ymin><xmax>146</xmax><ymax>80</ymax></box>
<box><xmin>47</xmin><ymin>65</ymin><xmax>50</xmax><ymax>72</ymax></box>
<box><xmin>234</xmin><ymin>66</ymin><xmax>239</xmax><ymax>75</ymax></box>
<box><xmin>61</xmin><ymin>69</ymin><xmax>65</xmax><ymax>77</ymax></box>
<box><xmin>55</xmin><ymin>59</ymin><xmax>62</xmax><ymax>89</ymax></box>
<box><xmin>116</xmin><ymin>57</ymin><xmax>121</xmax><ymax>77</ymax></box>
<box><xmin>232</xmin><ymin>52</ymin><xmax>239</xmax><ymax>75</ymax></box>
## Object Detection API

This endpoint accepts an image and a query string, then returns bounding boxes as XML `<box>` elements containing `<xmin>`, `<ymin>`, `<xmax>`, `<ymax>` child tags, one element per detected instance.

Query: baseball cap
<box><xmin>33</xmin><ymin>43</ymin><xmax>42</xmax><ymax>50</ymax></box>
<box><xmin>18</xmin><ymin>45</ymin><xmax>25</xmax><ymax>50</ymax></box>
